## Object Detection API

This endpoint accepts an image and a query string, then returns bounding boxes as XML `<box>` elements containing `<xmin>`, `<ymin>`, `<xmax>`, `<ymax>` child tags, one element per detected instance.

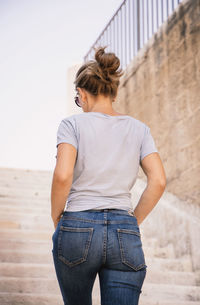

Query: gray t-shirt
<box><xmin>56</xmin><ymin>111</ymin><xmax>158</xmax><ymax>212</ymax></box>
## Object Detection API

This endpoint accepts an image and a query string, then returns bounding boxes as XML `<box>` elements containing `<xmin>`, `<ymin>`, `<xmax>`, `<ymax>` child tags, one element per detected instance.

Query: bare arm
<box><xmin>134</xmin><ymin>152</ymin><xmax>166</xmax><ymax>225</ymax></box>
<box><xmin>51</xmin><ymin>142</ymin><xmax>77</xmax><ymax>229</ymax></box>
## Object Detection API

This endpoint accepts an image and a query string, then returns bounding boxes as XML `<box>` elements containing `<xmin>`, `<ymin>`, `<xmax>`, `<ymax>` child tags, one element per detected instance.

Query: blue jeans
<box><xmin>52</xmin><ymin>208</ymin><xmax>147</xmax><ymax>305</ymax></box>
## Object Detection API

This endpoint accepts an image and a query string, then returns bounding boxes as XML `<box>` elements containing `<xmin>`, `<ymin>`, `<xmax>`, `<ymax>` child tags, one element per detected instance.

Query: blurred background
<box><xmin>0</xmin><ymin>0</ymin><xmax>122</xmax><ymax>171</ymax></box>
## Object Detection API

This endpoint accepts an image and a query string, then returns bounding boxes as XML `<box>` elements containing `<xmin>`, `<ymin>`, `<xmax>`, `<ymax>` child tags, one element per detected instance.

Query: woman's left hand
<box><xmin>53</xmin><ymin>219</ymin><xmax>60</xmax><ymax>230</ymax></box>
<box><xmin>53</xmin><ymin>214</ymin><xmax>63</xmax><ymax>230</ymax></box>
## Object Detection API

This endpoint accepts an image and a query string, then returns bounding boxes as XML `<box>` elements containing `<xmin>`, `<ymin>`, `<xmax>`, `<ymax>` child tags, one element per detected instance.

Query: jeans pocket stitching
<box><xmin>117</xmin><ymin>229</ymin><xmax>146</xmax><ymax>271</ymax></box>
<box><xmin>118</xmin><ymin>228</ymin><xmax>141</xmax><ymax>236</ymax></box>
<box><xmin>58</xmin><ymin>226</ymin><xmax>94</xmax><ymax>267</ymax></box>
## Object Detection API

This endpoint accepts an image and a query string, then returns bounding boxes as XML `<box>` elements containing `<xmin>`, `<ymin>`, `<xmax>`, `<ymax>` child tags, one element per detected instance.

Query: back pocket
<box><xmin>117</xmin><ymin>228</ymin><xmax>147</xmax><ymax>271</ymax></box>
<box><xmin>58</xmin><ymin>226</ymin><xmax>94</xmax><ymax>267</ymax></box>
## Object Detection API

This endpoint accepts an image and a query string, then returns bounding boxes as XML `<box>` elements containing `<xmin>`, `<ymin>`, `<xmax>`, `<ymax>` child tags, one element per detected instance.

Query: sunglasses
<box><xmin>74</xmin><ymin>91</ymin><xmax>82</xmax><ymax>107</ymax></box>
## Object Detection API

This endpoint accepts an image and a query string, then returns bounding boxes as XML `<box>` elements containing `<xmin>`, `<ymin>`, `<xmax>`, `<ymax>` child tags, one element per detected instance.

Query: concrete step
<box><xmin>141</xmin><ymin>283</ymin><xmax>200</xmax><ymax>302</ymax></box>
<box><xmin>0</xmin><ymin>263</ymin><xmax>55</xmax><ymax>278</ymax></box>
<box><xmin>0</xmin><ymin>183</ymin><xmax>51</xmax><ymax>190</ymax></box>
<box><xmin>141</xmin><ymin>236</ymin><xmax>159</xmax><ymax>247</ymax></box>
<box><xmin>0</xmin><ymin>205</ymin><xmax>49</xmax><ymax>214</ymax></box>
<box><xmin>0</xmin><ymin>167</ymin><xmax>51</xmax><ymax>175</ymax></box>
<box><xmin>0</xmin><ymin>179</ymin><xmax>51</xmax><ymax>185</ymax></box>
<box><xmin>0</xmin><ymin>219</ymin><xmax>53</xmax><ymax>230</ymax></box>
<box><xmin>143</xmin><ymin>243</ymin><xmax>175</xmax><ymax>259</ymax></box>
<box><xmin>0</xmin><ymin>170</ymin><xmax>51</xmax><ymax>182</ymax></box>
<box><xmin>145</xmin><ymin>256</ymin><xmax>193</xmax><ymax>272</ymax></box>
<box><xmin>0</xmin><ymin>239</ymin><xmax>54</xmax><ymax>256</ymax></box>
<box><xmin>0</xmin><ymin>277</ymin><xmax>61</xmax><ymax>294</ymax></box>
<box><xmin>0</xmin><ymin>250</ymin><xmax>54</xmax><ymax>264</ymax></box>
<box><xmin>144</xmin><ymin>269</ymin><xmax>198</xmax><ymax>286</ymax></box>
<box><xmin>0</xmin><ymin>239</ymin><xmax>52</xmax><ymax>251</ymax></box>
<box><xmin>0</xmin><ymin>211</ymin><xmax>52</xmax><ymax>221</ymax></box>
<box><xmin>140</xmin><ymin>300</ymin><xmax>200</xmax><ymax>305</ymax></box>
<box><xmin>0</xmin><ymin>228</ymin><xmax>53</xmax><ymax>240</ymax></box>
<box><xmin>0</xmin><ymin>197</ymin><xmax>50</xmax><ymax>207</ymax></box>
<box><xmin>0</xmin><ymin>187</ymin><xmax>50</xmax><ymax>199</ymax></box>
<box><xmin>0</xmin><ymin>292</ymin><xmax>63</xmax><ymax>305</ymax></box>
<box><xmin>0</xmin><ymin>182</ymin><xmax>51</xmax><ymax>190</ymax></box>
<box><xmin>0</xmin><ymin>262</ymin><xmax>198</xmax><ymax>286</ymax></box>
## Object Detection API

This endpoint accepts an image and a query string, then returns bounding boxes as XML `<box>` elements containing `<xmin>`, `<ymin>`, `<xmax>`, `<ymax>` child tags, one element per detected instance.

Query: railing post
<box><xmin>136</xmin><ymin>0</ymin><xmax>140</xmax><ymax>52</ymax></box>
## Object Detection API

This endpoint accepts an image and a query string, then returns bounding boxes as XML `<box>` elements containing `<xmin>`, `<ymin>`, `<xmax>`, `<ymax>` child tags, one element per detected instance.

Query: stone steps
<box><xmin>0</xmin><ymin>292</ymin><xmax>63</xmax><ymax>305</ymax></box>
<box><xmin>0</xmin><ymin>277</ymin><xmax>61</xmax><ymax>294</ymax></box>
<box><xmin>0</xmin><ymin>197</ymin><xmax>49</xmax><ymax>207</ymax></box>
<box><xmin>0</xmin><ymin>205</ymin><xmax>49</xmax><ymax>214</ymax></box>
<box><xmin>141</xmin><ymin>283</ymin><xmax>200</xmax><ymax>302</ymax></box>
<box><xmin>0</xmin><ymin>191</ymin><xmax>49</xmax><ymax>200</ymax></box>
<box><xmin>0</xmin><ymin>167</ymin><xmax>200</xmax><ymax>305</ymax></box>
<box><xmin>0</xmin><ymin>219</ymin><xmax>52</xmax><ymax>230</ymax></box>
<box><xmin>0</xmin><ymin>228</ymin><xmax>53</xmax><ymax>240</ymax></box>
<box><xmin>0</xmin><ymin>263</ymin><xmax>55</xmax><ymax>278</ymax></box>
<box><xmin>145</xmin><ymin>256</ymin><xmax>193</xmax><ymax>272</ymax></box>
<box><xmin>140</xmin><ymin>301</ymin><xmax>200</xmax><ymax>305</ymax></box>
<box><xmin>0</xmin><ymin>182</ymin><xmax>52</xmax><ymax>189</ymax></box>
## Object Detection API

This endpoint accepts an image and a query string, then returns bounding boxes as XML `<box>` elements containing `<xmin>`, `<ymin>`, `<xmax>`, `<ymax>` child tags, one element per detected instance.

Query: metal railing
<box><xmin>83</xmin><ymin>0</ymin><xmax>183</xmax><ymax>70</ymax></box>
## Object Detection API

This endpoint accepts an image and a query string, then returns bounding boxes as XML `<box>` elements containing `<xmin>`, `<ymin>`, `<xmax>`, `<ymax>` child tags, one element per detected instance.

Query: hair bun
<box><xmin>94</xmin><ymin>46</ymin><xmax>120</xmax><ymax>75</ymax></box>
<box><xmin>74</xmin><ymin>45</ymin><xmax>124</xmax><ymax>99</ymax></box>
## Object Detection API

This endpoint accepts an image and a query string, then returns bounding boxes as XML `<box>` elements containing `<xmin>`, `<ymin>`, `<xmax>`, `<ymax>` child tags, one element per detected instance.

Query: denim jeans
<box><xmin>52</xmin><ymin>208</ymin><xmax>147</xmax><ymax>305</ymax></box>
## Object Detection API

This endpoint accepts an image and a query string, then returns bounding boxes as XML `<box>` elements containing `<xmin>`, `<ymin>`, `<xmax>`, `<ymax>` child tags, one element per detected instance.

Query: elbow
<box><xmin>53</xmin><ymin>172</ymin><xmax>73</xmax><ymax>184</ymax></box>
<box><xmin>159</xmin><ymin>180</ymin><xmax>167</xmax><ymax>190</ymax></box>
<box><xmin>160</xmin><ymin>174</ymin><xmax>167</xmax><ymax>189</ymax></box>
<box><xmin>147</xmin><ymin>177</ymin><xmax>167</xmax><ymax>189</ymax></box>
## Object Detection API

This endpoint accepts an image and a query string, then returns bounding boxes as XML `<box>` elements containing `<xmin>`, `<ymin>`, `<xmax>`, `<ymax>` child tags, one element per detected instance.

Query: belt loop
<box><xmin>128</xmin><ymin>209</ymin><xmax>135</xmax><ymax>217</ymax></box>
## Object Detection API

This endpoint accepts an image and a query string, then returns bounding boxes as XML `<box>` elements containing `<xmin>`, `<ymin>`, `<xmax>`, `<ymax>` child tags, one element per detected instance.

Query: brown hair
<box><xmin>74</xmin><ymin>46</ymin><xmax>124</xmax><ymax>99</ymax></box>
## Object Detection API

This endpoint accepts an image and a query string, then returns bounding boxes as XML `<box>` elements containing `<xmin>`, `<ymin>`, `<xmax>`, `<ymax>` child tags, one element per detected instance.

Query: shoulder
<box><xmin>59</xmin><ymin>114</ymin><xmax>88</xmax><ymax>136</ymax></box>
<box><xmin>59</xmin><ymin>114</ymin><xmax>80</xmax><ymax>130</ymax></box>
<box><xmin>61</xmin><ymin>113</ymin><xmax>86</xmax><ymax>124</ymax></box>
<box><xmin>130</xmin><ymin>116</ymin><xmax>149</xmax><ymax>132</ymax></box>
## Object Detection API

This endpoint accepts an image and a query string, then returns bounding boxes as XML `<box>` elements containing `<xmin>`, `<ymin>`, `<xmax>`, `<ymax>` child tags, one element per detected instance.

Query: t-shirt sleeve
<box><xmin>140</xmin><ymin>125</ymin><xmax>158</xmax><ymax>162</ymax></box>
<box><xmin>56</xmin><ymin>118</ymin><xmax>78</xmax><ymax>150</ymax></box>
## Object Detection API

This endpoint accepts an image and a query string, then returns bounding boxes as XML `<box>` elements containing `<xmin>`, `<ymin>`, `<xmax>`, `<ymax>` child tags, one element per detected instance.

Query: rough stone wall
<box><xmin>115</xmin><ymin>0</ymin><xmax>200</xmax><ymax>208</ymax></box>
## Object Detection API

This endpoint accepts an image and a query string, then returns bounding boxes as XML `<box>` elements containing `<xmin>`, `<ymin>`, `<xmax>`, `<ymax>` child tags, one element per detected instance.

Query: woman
<box><xmin>51</xmin><ymin>46</ymin><xmax>166</xmax><ymax>305</ymax></box>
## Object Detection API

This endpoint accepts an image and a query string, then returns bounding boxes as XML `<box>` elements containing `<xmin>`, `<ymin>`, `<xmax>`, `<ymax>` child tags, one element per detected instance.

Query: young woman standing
<box><xmin>51</xmin><ymin>46</ymin><xmax>166</xmax><ymax>305</ymax></box>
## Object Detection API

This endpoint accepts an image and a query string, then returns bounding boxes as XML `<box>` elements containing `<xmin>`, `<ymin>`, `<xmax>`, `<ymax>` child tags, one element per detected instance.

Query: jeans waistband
<box><xmin>62</xmin><ymin>208</ymin><xmax>135</xmax><ymax>217</ymax></box>
<box><xmin>88</xmin><ymin>208</ymin><xmax>128</xmax><ymax>212</ymax></box>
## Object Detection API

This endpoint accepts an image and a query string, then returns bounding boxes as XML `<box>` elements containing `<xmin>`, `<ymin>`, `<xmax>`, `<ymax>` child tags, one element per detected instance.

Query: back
<box><xmin>56</xmin><ymin>112</ymin><xmax>158</xmax><ymax>212</ymax></box>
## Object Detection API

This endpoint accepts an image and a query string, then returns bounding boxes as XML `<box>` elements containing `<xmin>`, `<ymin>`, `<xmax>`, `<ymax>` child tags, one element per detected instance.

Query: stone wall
<box><xmin>115</xmin><ymin>0</ymin><xmax>200</xmax><ymax>209</ymax></box>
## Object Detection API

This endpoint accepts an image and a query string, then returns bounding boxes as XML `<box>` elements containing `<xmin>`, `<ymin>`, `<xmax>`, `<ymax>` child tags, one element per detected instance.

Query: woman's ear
<box><xmin>79</xmin><ymin>88</ymin><xmax>87</xmax><ymax>103</ymax></box>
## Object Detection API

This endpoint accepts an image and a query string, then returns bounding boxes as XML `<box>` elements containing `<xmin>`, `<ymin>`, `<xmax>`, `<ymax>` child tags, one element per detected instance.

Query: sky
<box><xmin>0</xmin><ymin>0</ymin><xmax>123</xmax><ymax>172</ymax></box>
